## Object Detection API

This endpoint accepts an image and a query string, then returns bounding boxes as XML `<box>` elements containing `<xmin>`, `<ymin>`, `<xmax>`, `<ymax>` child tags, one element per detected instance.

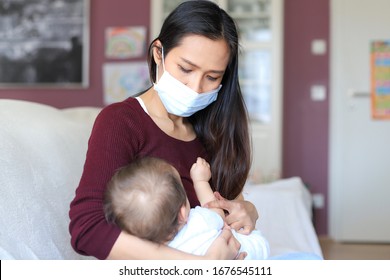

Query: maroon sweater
<box><xmin>69</xmin><ymin>98</ymin><xmax>208</xmax><ymax>259</ymax></box>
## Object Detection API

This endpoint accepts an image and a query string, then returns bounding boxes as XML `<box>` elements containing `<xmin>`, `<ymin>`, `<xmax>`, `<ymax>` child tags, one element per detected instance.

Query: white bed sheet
<box><xmin>243</xmin><ymin>177</ymin><xmax>323</xmax><ymax>258</ymax></box>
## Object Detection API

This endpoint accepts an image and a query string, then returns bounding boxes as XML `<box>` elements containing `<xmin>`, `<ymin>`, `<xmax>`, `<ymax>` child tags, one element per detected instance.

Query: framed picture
<box><xmin>103</xmin><ymin>62</ymin><xmax>151</xmax><ymax>105</ymax></box>
<box><xmin>371</xmin><ymin>40</ymin><xmax>390</xmax><ymax>119</ymax></box>
<box><xmin>0</xmin><ymin>0</ymin><xmax>89</xmax><ymax>88</ymax></box>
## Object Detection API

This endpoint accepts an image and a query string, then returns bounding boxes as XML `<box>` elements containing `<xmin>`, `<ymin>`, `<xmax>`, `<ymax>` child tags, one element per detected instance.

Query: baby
<box><xmin>104</xmin><ymin>156</ymin><xmax>269</xmax><ymax>259</ymax></box>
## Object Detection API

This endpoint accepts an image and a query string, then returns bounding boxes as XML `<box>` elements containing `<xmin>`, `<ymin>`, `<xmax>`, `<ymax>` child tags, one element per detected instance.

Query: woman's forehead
<box><xmin>168</xmin><ymin>35</ymin><xmax>230</xmax><ymax>70</ymax></box>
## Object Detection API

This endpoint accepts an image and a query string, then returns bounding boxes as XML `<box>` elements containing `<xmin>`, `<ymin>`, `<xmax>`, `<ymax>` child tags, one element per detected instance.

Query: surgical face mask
<box><xmin>153</xmin><ymin>48</ymin><xmax>222</xmax><ymax>117</ymax></box>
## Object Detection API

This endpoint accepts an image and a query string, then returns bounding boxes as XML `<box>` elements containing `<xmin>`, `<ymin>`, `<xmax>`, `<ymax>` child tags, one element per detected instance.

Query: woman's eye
<box><xmin>207</xmin><ymin>76</ymin><xmax>218</xmax><ymax>81</ymax></box>
<box><xmin>179</xmin><ymin>66</ymin><xmax>191</xmax><ymax>73</ymax></box>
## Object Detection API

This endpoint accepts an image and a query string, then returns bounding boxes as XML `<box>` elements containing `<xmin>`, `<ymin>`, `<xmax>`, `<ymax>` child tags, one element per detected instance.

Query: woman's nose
<box><xmin>186</xmin><ymin>76</ymin><xmax>203</xmax><ymax>93</ymax></box>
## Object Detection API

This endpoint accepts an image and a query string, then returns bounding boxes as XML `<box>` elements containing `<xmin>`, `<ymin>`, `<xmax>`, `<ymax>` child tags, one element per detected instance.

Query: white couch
<box><xmin>0</xmin><ymin>99</ymin><xmax>99</xmax><ymax>259</ymax></box>
<box><xmin>0</xmin><ymin>99</ymin><xmax>323</xmax><ymax>259</ymax></box>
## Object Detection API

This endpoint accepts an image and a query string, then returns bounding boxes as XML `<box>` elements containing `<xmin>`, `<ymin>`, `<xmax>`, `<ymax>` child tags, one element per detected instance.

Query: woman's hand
<box><xmin>205</xmin><ymin>192</ymin><xmax>259</xmax><ymax>234</ymax></box>
<box><xmin>204</xmin><ymin>228</ymin><xmax>246</xmax><ymax>260</ymax></box>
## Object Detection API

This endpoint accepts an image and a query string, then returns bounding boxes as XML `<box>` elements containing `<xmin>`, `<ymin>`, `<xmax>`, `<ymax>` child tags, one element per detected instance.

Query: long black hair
<box><xmin>147</xmin><ymin>0</ymin><xmax>251</xmax><ymax>200</ymax></box>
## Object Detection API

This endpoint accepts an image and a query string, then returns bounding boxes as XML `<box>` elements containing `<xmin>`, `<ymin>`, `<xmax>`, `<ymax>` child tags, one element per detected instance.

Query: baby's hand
<box><xmin>190</xmin><ymin>157</ymin><xmax>211</xmax><ymax>182</ymax></box>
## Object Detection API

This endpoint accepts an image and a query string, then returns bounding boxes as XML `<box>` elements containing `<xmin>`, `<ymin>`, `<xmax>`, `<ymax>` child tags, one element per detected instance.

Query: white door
<box><xmin>330</xmin><ymin>0</ymin><xmax>390</xmax><ymax>242</ymax></box>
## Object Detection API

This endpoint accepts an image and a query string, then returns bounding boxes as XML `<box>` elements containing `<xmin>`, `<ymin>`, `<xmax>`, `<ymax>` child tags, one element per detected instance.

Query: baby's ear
<box><xmin>177</xmin><ymin>204</ymin><xmax>188</xmax><ymax>225</ymax></box>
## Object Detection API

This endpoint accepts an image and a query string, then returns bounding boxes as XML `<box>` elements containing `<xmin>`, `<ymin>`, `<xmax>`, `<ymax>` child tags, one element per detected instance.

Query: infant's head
<box><xmin>104</xmin><ymin>157</ymin><xmax>189</xmax><ymax>243</ymax></box>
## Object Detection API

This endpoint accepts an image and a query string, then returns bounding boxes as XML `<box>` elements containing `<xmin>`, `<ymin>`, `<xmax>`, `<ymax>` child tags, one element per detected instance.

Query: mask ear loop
<box><xmin>155</xmin><ymin>46</ymin><xmax>165</xmax><ymax>83</ymax></box>
<box><xmin>161</xmin><ymin>46</ymin><xmax>165</xmax><ymax>70</ymax></box>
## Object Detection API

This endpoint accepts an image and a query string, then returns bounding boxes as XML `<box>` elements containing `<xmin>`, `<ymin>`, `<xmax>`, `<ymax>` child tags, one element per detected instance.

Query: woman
<box><xmin>69</xmin><ymin>0</ymin><xmax>257</xmax><ymax>259</ymax></box>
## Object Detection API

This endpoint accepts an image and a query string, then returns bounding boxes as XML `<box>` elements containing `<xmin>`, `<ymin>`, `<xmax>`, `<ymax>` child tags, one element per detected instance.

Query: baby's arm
<box><xmin>190</xmin><ymin>157</ymin><xmax>225</xmax><ymax>218</ymax></box>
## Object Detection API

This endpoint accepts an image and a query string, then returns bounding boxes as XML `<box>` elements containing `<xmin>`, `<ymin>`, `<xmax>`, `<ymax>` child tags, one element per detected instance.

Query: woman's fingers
<box><xmin>220</xmin><ymin>229</ymin><xmax>247</xmax><ymax>260</ymax></box>
<box><xmin>235</xmin><ymin>252</ymin><xmax>247</xmax><ymax>260</ymax></box>
<box><xmin>225</xmin><ymin>229</ymin><xmax>240</xmax><ymax>249</ymax></box>
<box><xmin>213</xmin><ymin>191</ymin><xmax>226</xmax><ymax>201</ymax></box>
<box><xmin>206</xmin><ymin>197</ymin><xmax>257</xmax><ymax>234</ymax></box>
<box><xmin>205</xmin><ymin>192</ymin><xmax>258</xmax><ymax>235</ymax></box>
<box><xmin>206</xmin><ymin>228</ymin><xmax>241</xmax><ymax>259</ymax></box>
<box><xmin>228</xmin><ymin>222</ymin><xmax>253</xmax><ymax>235</ymax></box>
<box><xmin>204</xmin><ymin>193</ymin><xmax>231</xmax><ymax>212</ymax></box>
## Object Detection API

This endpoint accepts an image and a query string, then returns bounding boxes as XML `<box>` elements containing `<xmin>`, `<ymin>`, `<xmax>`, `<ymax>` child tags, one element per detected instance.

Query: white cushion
<box><xmin>0</xmin><ymin>100</ymin><xmax>100</xmax><ymax>259</ymax></box>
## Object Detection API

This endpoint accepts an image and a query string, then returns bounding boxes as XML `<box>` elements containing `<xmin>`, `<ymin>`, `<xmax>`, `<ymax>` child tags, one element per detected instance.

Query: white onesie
<box><xmin>168</xmin><ymin>206</ymin><xmax>269</xmax><ymax>259</ymax></box>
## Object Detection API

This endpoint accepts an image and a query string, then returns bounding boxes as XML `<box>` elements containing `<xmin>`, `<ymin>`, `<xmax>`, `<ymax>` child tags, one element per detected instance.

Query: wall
<box><xmin>0</xmin><ymin>0</ymin><xmax>150</xmax><ymax>108</ymax></box>
<box><xmin>282</xmin><ymin>0</ymin><xmax>330</xmax><ymax>235</ymax></box>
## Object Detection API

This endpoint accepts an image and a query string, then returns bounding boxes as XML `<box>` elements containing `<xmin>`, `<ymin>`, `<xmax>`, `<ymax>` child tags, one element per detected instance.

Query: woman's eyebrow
<box><xmin>180</xmin><ymin>57</ymin><xmax>225</xmax><ymax>74</ymax></box>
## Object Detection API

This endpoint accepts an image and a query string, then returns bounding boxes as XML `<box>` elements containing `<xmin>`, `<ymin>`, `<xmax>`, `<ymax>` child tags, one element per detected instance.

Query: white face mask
<box><xmin>153</xmin><ymin>48</ymin><xmax>222</xmax><ymax>117</ymax></box>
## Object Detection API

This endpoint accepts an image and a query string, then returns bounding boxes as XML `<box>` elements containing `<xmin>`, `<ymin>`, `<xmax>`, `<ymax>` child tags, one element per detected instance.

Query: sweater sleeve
<box><xmin>69</xmin><ymin>101</ymin><xmax>143</xmax><ymax>259</ymax></box>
